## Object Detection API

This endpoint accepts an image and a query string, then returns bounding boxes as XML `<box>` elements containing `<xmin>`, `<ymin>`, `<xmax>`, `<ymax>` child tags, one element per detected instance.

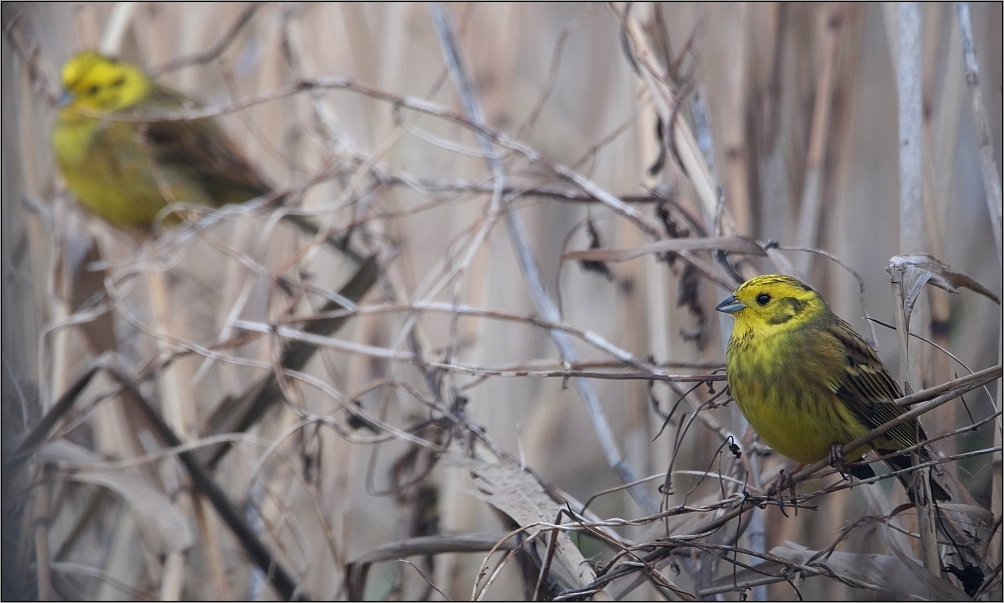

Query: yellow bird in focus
<box><xmin>52</xmin><ymin>50</ymin><xmax>271</xmax><ymax>229</ymax></box>
<box><xmin>716</xmin><ymin>274</ymin><xmax>947</xmax><ymax>501</ymax></box>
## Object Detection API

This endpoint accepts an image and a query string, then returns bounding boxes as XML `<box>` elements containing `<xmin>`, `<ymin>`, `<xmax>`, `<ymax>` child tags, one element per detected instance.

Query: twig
<box><xmin>151</xmin><ymin>3</ymin><xmax>267</xmax><ymax>76</ymax></box>
<box><xmin>894</xmin><ymin>364</ymin><xmax>1001</xmax><ymax>408</ymax></box>
<box><xmin>396</xmin><ymin>558</ymin><xmax>452</xmax><ymax>601</ymax></box>
<box><xmin>49</xmin><ymin>561</ymin><xmax>156</xmax><ymax>600</ymax></box>
<box><xmin>532</xmin><ymin>524</ymin><xmax>562</xmax><ymax>601</ymax></box>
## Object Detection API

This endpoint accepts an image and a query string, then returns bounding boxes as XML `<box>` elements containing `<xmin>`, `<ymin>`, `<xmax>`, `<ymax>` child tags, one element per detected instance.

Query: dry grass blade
<box><xmin>888</xmin><ymin>254</ymin><xmax>1001</xmax><ymax>305</ymax></box>
<box><xmin>37</xmin><ymin>441</ymin><xmax>193</xmax><ymax>556</ymax></box>
<box><xmin>882</xmin><ymin>524</ymin><xmax>973</xmax><ymax>601</ymax></box>
<box><xmin>562</xmin><ymin>235</ymin><xmax>766</xmax><ymax>263</ymax></box>
<box><xmin>461</xmin><ymin>458</ymin><xmax>597</xmax><ymax>595</ymax></box>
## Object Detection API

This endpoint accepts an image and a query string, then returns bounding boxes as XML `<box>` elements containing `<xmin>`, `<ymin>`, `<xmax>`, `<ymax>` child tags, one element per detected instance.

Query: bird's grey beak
<box><xmin>57</xmin><ymin>90</ymin><xmax>73</xmax><ymax>107</ymax></box>
<box><xmin>715</xmin><ymin>295</ymin><xmax>745</xmax><ymax>314</ymax></box>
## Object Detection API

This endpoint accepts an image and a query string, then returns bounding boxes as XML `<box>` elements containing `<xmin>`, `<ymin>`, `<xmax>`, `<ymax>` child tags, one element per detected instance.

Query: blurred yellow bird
<box><xmin>716</xmin><ymin>274</ymin><xmax>947</xmax><ymax>501</ymax></box>
<box><xmin>52</xmin><ymin>50</ymin><xmax>271</xmax><ymax>229</ymax></box>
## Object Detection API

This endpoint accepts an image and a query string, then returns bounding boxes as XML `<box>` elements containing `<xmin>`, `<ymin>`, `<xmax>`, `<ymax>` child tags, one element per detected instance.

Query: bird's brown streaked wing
<box><xmin>141</xmin><ymin>86</ymin><xmax>272</xmax><ymax>206</ymax></box>
<box><xmin>826</xmin><ymin>319</ymin><xmax>926</xmax><ymax>454</ymax></box>
<box><xmin>827</xmin><ymin>319</ymin><xmax>950</xmax><ymax>501</ymax></box>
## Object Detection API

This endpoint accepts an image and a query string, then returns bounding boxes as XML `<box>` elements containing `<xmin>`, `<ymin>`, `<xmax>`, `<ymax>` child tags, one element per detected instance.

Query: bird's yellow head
<box><xmin>716</xmin><ymin>274</ymin><xmax>828</xmax><ymax>335</ymax></box>
<box><xmin>60</xmin><ymin>51</ymin><xmax>151</xmax><ymax>113</ymax></box>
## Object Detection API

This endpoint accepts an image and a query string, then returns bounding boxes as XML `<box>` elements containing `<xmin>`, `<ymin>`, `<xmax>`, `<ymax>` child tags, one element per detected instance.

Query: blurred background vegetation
<box><xmin>2</xmin><ymin>2</ymin><xmax>1001</xmax><ymax>600</ymax></box>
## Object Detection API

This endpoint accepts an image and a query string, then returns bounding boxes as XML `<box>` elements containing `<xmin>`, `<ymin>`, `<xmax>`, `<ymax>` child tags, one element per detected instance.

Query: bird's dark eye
<box><xmin>87</xmin><ymin>84</ymin><xmax>100</xmax><ymax>95</ymax></box>
<box><xmin>755</xmin><ymin>293</ymin><xmax>771</xmax><ymax>306</ymax></box>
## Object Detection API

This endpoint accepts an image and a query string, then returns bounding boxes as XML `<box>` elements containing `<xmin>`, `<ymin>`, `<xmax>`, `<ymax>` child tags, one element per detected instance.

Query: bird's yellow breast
<box><xmin>725</xmin><ymin>327</ymin><xmax>871</xmax><ymax>464</ymax></box>
<box><xmin>53</xmin><ymin>114</ymin><xmax>181</xmax><ymax>229</ymax></box>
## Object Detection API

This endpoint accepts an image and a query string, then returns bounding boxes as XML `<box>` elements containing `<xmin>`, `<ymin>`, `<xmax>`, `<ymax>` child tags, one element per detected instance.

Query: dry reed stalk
<box><xmin>957</xmin><ymin>4</ymin><xmax>1004</xmax><ymax>578</ymax></box>
<box><xmin>956</xmin><ymin>3</ymin><xmax>1003</xmax><ymax>263</ymax></box>
<box><xmin>894</xmin><ymin>2</ymin><xmax>940</xmax><ymax>572</ymax></box>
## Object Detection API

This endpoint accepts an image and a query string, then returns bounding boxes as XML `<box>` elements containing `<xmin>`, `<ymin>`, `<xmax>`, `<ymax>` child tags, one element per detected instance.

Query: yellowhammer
<box><xmin>717</xmin><ymin>274</ymin><xmax>948</xmax><ymax>501</ymax></box>
<box><xmin>52</xmin><ymin>50</ymin><xmax>271</xmax><ymax>229</ymax></box>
